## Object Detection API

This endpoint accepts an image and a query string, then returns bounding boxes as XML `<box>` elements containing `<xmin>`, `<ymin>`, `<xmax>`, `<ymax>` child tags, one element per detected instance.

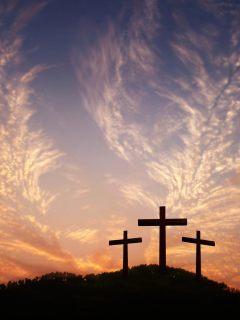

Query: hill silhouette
<box><xmin>0</xmin><ymin>264</ymin><xmax>239</xmax><ymax>318</ymax></box>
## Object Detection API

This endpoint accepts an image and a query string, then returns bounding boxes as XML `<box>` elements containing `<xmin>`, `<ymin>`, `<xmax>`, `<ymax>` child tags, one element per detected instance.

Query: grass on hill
<box><xmin>0</xmin><ymin>264</ymin><xmax>239</xmax><ymax>318</ymax></box>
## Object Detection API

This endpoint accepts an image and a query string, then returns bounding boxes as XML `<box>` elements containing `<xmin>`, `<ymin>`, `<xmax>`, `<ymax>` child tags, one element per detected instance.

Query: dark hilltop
<box><xmin>0</xmin><ymin>264</ymin><xmax>239</xmax><ymax>318</ymax></box>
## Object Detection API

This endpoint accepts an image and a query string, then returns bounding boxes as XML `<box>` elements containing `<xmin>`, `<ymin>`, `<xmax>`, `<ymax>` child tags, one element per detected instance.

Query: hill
<box><xmin>0</xmin><ymin>264</ymin><xmax>239</xmax><ymax>318</ymax></box>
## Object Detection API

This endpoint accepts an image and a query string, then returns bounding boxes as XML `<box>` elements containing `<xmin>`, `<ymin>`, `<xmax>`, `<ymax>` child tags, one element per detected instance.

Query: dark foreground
<box><xmin>0</xmin><ymin>264</ymin><xmax>239</xmax><ymax>318</ymax></box>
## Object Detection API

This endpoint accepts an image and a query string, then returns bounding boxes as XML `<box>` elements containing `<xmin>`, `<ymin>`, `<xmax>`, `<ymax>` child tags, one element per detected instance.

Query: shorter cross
<box><xmin>109</xmin><ymin>230</ymin><xmax>142</xmax><ymax>278</ymax></box>
<box><xmin>182</xmin><ymin>230</ymin><xmax>215</xmax><ymax>281</ymax></box>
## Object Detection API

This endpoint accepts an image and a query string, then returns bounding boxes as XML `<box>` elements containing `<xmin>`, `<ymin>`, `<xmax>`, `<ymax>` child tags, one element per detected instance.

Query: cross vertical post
<box><xmin>160</xmin><ymin>206</ymin><xmax>166</xmax><ymax>268</ymax></box>
<box><xmin>138</xmin><ymin>206</ymin><xmax>187</xmax><ymax>269</ymax></box>
<box><xmin>182</xmin><ymin>230</ymin><xmax>215</xmax><ymax>281</ymax></box>
<box><xmin>123</xmin><ymin>231</ymin><xmax>128</xmax><ymax>278</ymax></box>
<box><xmin>196</xmin><ymin>230</ymin><xmax>201</xmax><ymax>282</ymax></box>
<box><xmin>109</xmin><ymin>230</ymin><xmax>142</xmax><ymax>278</ymax></box>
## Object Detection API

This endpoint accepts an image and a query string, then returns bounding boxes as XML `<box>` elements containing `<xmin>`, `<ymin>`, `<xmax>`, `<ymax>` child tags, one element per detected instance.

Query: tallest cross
<box><xmin>138</xmin><ymin>206</ymin><xmax>187</xmax><ymax>268</ymax></box>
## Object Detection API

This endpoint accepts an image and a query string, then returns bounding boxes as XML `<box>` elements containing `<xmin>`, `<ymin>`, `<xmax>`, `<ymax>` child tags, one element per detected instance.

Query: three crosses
<box><xmin>109</xmin><ymin>206</ymin><xmax>215</xmax><ymax>281</ymax></box>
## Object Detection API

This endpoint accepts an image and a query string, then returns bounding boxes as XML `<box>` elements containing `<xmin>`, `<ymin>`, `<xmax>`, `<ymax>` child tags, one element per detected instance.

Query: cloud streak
<box><xmin>0</xmin><ymin>0</ymin><xmax>84</xmax><ymax>282</ymax></box>
<box><xmin>74</xmin><ymin>0</ymin><xmax>240</xmax><ymax>286</ymax></box>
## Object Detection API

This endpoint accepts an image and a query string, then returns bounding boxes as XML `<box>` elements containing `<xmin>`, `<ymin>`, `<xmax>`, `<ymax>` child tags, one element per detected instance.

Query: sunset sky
<box><xmin>0</xmin><ymin>0</ymin><xmax>240</xmax><ymax>288</ymax></box>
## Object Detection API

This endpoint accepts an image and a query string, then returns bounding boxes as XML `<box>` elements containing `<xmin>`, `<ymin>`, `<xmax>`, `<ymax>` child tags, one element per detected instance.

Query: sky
<box><xmin>0</xmin><ymin>0</ymin><xmax>240</xmax><ymax>288</ymax></box>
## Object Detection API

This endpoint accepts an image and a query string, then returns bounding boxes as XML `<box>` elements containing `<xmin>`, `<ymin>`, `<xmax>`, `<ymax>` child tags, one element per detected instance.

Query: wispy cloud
<box><xmin>63</xmin><ymin>227</ymin><xmax>99</xmax><ymax>244</ymax></box>
<box><xmin>120</xmin><ymin>184</ymin><xmax>159</xmax><ymax>209</ymax></box>
<box><xmin>0</xmin><ymin>0</ymin><xmax>61</xmax><ymax>215</ymax></box>
<box><xmin>74</xmin><ymin>0</ymin><xmax>159</xmax><ymax>162</ymax></box>
<box><xmin>0</xmin><ymin>1</ymin><xmax>80</xmax><ymax>282</ymax></box>
<box><xmin>74</xmin><ymin>0</ymin><xmax>240</xmax><ymax>286</ymax></box>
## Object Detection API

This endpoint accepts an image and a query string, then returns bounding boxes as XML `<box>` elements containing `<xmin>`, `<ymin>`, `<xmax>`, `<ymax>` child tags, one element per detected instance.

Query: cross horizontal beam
<box><xmin>166</xmin><ymin>219</ymin><xmax>187</xmax><ymax>226</ymax></box>
<box><xmin>109</xmin><ymin>238</ymin><xmax>142</xmax><ymax>246</ymax></box>
<box><xmin>109</xmin><ymin>239</ymin><xmax>124</xmax><ymax>245</ymax></box>
<box><xmin>138</xmin><ymin>219</ymin><xmax>187</xmax><ymax>226</ymax></box>
<box><xmin>182</xmin><ymin>237</ymin><xmax>215</xmax><ymax>246</ymax></box>
<box><xmin>138</xmin><ymin>219</ymin><xmax>159</xmax><ymax>226</ymax></box>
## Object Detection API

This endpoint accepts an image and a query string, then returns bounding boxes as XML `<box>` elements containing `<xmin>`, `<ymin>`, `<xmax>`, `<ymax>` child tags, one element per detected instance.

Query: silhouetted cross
<box><xmin>138</xmin><ymin>206</ymin><xmax>187</xmax><ymax>268</ymax></box>
<box><xmin>182</xmin><ymin>230</ymin><xmax>215</xmax><ymax>281</ymax></box>
<box><xmin>109</xmin><ymin>230</ymin><xmax>142</xmax><ymax>278</ymax></box>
